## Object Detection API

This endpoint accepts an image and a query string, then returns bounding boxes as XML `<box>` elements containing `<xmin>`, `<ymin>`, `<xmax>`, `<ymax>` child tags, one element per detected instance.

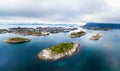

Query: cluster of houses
<box><xmin>0</xmin><ymin>27</ymin><xmax>77</xmax><ymax>36</ymax></box>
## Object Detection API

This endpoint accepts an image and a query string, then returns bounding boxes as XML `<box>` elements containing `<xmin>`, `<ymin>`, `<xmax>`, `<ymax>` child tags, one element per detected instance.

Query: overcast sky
<box><xmin>0</xmin><ymin>0</ymin><xmax>120</xmax><ymax>24</ymax></box>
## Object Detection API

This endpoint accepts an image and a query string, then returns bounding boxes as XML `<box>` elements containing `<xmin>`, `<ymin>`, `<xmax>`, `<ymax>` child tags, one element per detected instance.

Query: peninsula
<box><xmin>38</xmin><ymin>42</ymin><xmax>80</xmax><ymax>60</ymax></box>
<box><xmin>70</xmin><ymin>31</ymin><xmax>86</xmax><ymax>38</ymax></box>
<box><xmin>4</xmin><ymin>37</ymin><xmax>31</xmax><ymax>44</ymax></box>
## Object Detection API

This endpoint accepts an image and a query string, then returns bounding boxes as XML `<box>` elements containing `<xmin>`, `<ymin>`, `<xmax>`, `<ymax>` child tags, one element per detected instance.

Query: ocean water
<box><xmin>0</xmin><ymin>27</ymin><xmax>120</xmax><ymax>71</ymax></box>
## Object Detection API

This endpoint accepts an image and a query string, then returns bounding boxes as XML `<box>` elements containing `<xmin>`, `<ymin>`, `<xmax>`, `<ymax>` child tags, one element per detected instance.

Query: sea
<box><xmin>0</xmin><ymin>24</ymin><xmax>120</xmax><ymax>71</ymax></box>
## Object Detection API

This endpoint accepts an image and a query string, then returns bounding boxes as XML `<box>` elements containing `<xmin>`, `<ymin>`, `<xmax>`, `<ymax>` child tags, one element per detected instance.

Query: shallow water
<box><xmin>0</xmin><ymin>29</ymin><xmax>120</xmax><ymax>71</ymax></box>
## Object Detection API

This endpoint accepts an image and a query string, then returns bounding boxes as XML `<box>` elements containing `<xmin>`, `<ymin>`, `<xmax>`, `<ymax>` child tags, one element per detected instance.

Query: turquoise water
<box><xmin>0</xmin><ymin>29</ymin><xmax>120</xmax><ymax>71</ymax></box>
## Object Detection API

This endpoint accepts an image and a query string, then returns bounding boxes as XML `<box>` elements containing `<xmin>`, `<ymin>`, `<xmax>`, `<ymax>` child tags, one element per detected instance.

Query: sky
<box><xmin>0</xmin><ymin>0</ymin><xmax>120</xmax><ymax>24</ymax></box>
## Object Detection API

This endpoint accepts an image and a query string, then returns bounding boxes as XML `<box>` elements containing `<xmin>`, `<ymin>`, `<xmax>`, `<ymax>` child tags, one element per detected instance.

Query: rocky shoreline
<box><xmin>37</xmin><ymin>42</ymin><xmax>80</xmax><ymax>60</ymax></box>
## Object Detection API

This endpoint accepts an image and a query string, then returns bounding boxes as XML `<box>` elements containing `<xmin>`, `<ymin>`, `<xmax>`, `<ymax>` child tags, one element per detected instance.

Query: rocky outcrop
<box><xmin>69</xmin><ymin>31</ymin><xmax>86</xmax><ymax>38</ymax></box>
<box><xmin>37</xmin><ymin>42</ymin><xmax>80</xmax><ymax>60</ymax></box>
<box><xmin>4</xmin><ymin>37</ymin><xmax>31</xmax><ymax>44</ymax></box>
<box><xmin>90</xmin><ymin>34</ymin><xmax>102</xmax><ymax>40</ymax></box>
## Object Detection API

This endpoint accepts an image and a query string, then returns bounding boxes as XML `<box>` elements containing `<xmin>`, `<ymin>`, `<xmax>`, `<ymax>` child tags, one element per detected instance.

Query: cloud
<box><xmin>79</xmin><ymin>0</ymin><xmax>120</xmax><ymax>23</ymax></box>
<box><xmin>0</xmin><ymin>0</ymin><xmax>120</xmax><ymax>24</ymax></box>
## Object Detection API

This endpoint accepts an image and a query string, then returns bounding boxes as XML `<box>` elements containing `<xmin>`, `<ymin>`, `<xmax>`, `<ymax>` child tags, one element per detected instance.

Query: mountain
<box><xmin>0</xmin><ymin>23</ymin><xmax>77</xmax><ymax>26</ymax></box>
<box><xmin>82</xmin><ymin>22</ymin><xmax>120</xmax><ymax>30</ymax></box>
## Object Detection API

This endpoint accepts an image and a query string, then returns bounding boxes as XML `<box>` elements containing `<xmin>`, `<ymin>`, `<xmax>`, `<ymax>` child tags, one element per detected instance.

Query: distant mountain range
<box><xmin>83</xmin><ymin>22</ymin><xmax>120</xmax><ymax>29</ymax></box>
<box><xmin>0</xmin><ymin>23</ymin><xmax>77</xmax><ymax>26</ymax></box>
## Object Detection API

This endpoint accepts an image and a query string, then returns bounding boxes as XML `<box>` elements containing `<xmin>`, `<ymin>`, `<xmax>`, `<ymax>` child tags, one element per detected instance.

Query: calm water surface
<box><xmin>0</xmin><ymin>29</ymin><xmax>120</xmax><ymax>71</ymax></box>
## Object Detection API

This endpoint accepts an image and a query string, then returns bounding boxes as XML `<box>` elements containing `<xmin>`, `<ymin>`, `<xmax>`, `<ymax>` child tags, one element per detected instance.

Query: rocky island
<box><xmin>70</xmin><ymin>31</ymin><xmax>86</xmax><ymax>38</ymax></box>
<box><xmin>90</xmin><ymin>34</ymin><xmax>102</xmax><ymax>40</ymax></box>
<box><xmin>38</xmin><ymin>42</ymin><xmax>80</xmax><ymax>60</ymax></box>
<box><xmin>4</xmin><ymin>37</ymin><xmax>31</xmax><ymax>44</ymax></box>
